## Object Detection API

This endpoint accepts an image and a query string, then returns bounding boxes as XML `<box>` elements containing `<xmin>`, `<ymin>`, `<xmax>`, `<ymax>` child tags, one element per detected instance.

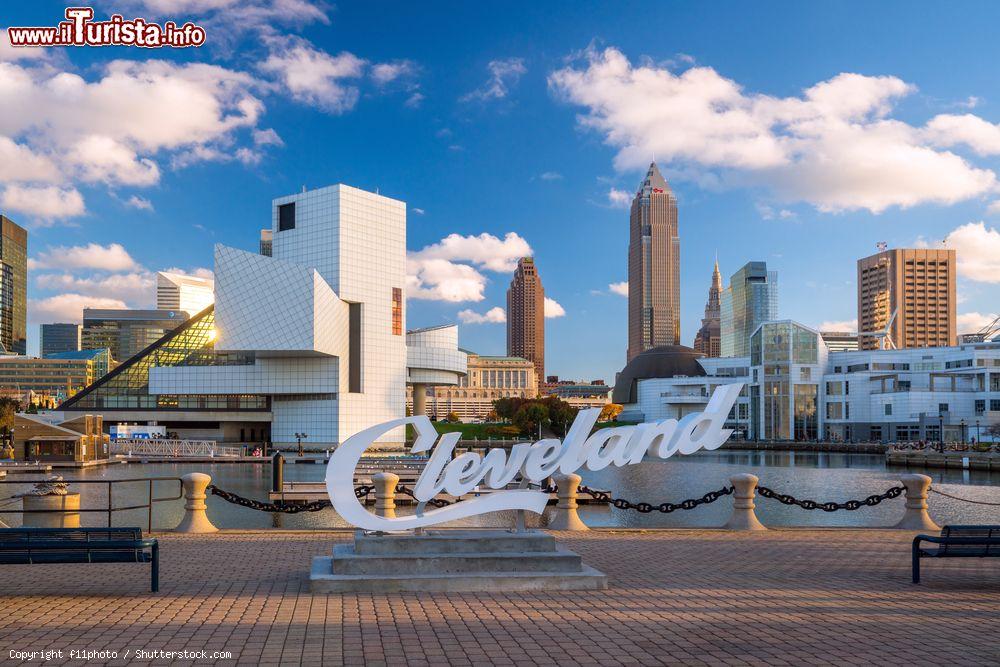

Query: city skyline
<box><xmin>3</xmin><ymin>1</ymin><xmax>999</xmax><ymax>383</ymax></box>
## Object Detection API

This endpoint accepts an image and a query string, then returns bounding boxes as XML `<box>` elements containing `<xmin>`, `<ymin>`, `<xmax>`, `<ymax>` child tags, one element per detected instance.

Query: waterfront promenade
<box><xmin>1</xmin><ymin>529</ymin><xmax>998</xmax><ymax>666</ymax></box>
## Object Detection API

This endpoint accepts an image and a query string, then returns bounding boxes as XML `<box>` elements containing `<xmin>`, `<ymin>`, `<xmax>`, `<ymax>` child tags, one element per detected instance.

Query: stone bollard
<box><xmin>548</xmin><ymin>473</ymin><xmax>588</xmax><ymax>531</ymax></box>
<box><xmin>174</xmin><ymin>472</ymin><xmax>218</xmax><ymax>533</ymax></box>
<box><xmin>723</xmin><ymin>473</ymin><xmax>767</xmax><ymax>531</ymax></box>
<box><xmin>893</xmin><ymin>473</ymin><xmax>940</xmax><ymax>531</ymax></box>
<box><xmin>22</xmin><ymin>493</ymin><xmax>81</xmax><ymax>528</ymax></box>
<box><xmin>373</xmin><ymin>472</ymin><xmax>399</xmax><ymax>519</ymax></box>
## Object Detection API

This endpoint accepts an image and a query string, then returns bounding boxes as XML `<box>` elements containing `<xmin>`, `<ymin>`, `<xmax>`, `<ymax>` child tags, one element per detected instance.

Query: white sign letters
<box><xmin>326</xmin><ymin>383</ymin><xmax>744</xmax><ymax>531</ymax></box>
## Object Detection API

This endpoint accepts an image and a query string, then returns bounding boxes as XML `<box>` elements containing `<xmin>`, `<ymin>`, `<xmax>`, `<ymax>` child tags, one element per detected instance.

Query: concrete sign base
<box><xmin>309</xmin><ymin>529</ymin><xmax>607</xmax><ymax>593</ymax></box>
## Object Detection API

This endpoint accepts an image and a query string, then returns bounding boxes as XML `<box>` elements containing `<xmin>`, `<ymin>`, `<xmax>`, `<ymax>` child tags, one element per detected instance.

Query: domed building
<box><xmin>613</xmin><ymin>345</ymin><xmax>752</xmax><ymax>435</ymax></box>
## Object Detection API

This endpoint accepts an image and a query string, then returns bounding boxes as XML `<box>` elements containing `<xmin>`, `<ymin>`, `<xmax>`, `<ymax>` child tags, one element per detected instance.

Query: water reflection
<box><xmin>0</xmin><ymin>450</ymin><xmax>996</xmax><ymax>530</ymax></box>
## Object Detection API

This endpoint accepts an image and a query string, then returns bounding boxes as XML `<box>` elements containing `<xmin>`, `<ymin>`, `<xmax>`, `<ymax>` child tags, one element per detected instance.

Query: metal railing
<box><xmin>111</xmin><ymin>439</ymin><xmax>242</xmax><ymax>457</ymax></box>
<box><xmin>0</xmin><ymin>477</ymin><xmax>183</xmax><ymax>533</ymax></box>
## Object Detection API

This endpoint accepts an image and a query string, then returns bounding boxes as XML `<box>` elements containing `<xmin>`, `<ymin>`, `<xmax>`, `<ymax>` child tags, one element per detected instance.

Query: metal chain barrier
<box><xmin>756</xmin><ymin>484</ymin><xmax>904</xmax><ymax>512</ymax></box>
<box><xmin>576</xmin><ymin>483</ymin><xmax>735</xmax><ymax>514</ymax></box>
<box><xmin>207</xmin><ymin>484</ymin><xmax>373</xmax><ymax>513</ymax></box>
<box><xmin>395</xmin><ymin>483</ymin><xmax>452</xmax><ymax>507</ymax></box>
<box><xmin>929</xmin><ymin>487</ymin><xmax>1000</xmax><ymax>506</ymax></box>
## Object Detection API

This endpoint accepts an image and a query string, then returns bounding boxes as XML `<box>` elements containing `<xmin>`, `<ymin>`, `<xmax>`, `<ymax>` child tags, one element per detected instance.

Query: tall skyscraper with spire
<box><xmin>627</xmin><ymin>162</ymin><xmax>680</xmax><ymax>362</ymax></box>
<box><xmin>507</xmin><ymin>257</ymin><xmax>545</xmax><ymax>388</ymax></box>
<box><xmin>693</xmin><ymin>259</ymin><xmax>722</xmax><ymax>358</ymax></box>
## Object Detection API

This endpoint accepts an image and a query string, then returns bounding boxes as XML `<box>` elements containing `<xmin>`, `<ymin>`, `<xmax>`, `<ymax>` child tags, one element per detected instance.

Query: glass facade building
<box><xmin>721</xmin><ymin>261</ymin><xmax>778</xmax><ymax>358</ymax></box>
<box><xmin>0</xmin><ymin>216</ymin><xmax>27</xmax><ymax>355</ymax></box>
<box><xmin>82</xmin><ymin>308</ymin><xmax>192</xmax><ymax>362</ymax></box>
<box><xmin>40</xmin><ymin>323</ymin><xmax>82</xmax><ymax>357</ymax></box>
<box><xmin>62</xmin><ymin>306</ymin><xmax>267</xmax><ymax>412</ymax></box>
<box><xmin>750</xmin><ymin>321</ymin><xmax>822</xmax><ymax>441</ymax></box>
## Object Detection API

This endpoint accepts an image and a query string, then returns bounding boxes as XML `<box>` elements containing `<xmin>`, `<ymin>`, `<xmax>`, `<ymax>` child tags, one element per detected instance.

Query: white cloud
<box><xmin>544</xmin><ymin>297</ymin><xmax>566</xmax><ymax>318</ymax></box>
<box><xmin>957</xmin><ymin>311</ymin><xmax>998</xmax><ymax>335</ymax></box>
<box><xmin>816</xmin><ymin>319</ymin><xmax>858</xmax><ymax>332</ymax></box>
<box><xmin>407</xmin><ymin>258</ymin><xmax>487</xmax><ymax>302</ymax></box>
<box><xmin>126</xmin><ymin>195</ymin><xmax>154</xmax><ymax>211</ymax></box>
<box><xmin>0</xmin><ymin>28</ymin><xmax>49</xmax><ymax>62</ymax></box>
<box><xmin>549</xmin><ymin>47</ymin><xmax>999</xmax><ymax>213</ymax></box>
<box><xmin>260</xmin><ymin>39</ymin><xmax>365</xmax><ymax>113</ymax></box>
<box><xmin>163</xmin><ymin>266</ymin><xmax>214</xmax><ymax>280</ymax></box>
<box><xmin>539</xmin><ymin>171</ymin><xmax>562</xmax><ymax>181</ymax></box>
<box><xmin>252</xmin><ymin>128</ymin><xmax>284</xmax><ymax>147</ymax></box>
<box><xmin>919</xmin><ymin>222</ymin><xmax>1000</xmax><ymax>282</ymax></box>
<box><xmin>371</xmin><ymin>60</ymin><xmax>417</xmax><ymax>86</ymax></box>
<box><xmin>29</xmin><ymin>293</ymin><xmax>128</xmax><ymax>324</ymax></box>
<box><xmin>458</xmin><ymin>307</ymin><xmax>506</xmax><ymax>324</ymax></box>
<box><xmin>986</xmin><ymin>201</ymin><xmax>1000</xmax><ymax>216</ymax></box>
<box><xmin>461</xmin><ymin>58</ymin><xmax>526</xmax><ymax>102</ymax></box>
<box><xmin>35</xmin><ymin>272</ymin><xmax>154</xmax><ymax>304</ymax></box>
<box><xmin>0</xmin><ymin>57</ymin><xmax>266</xmax><ymax>219</ymax></box>
<box><xmin>411</xmin><ymin>208</ymin><xmax>425</xmax><ymax>215</ymax></box>
<box><xmin>404</xmin><ymin>92</ymin><xmax>425</xmax><ymax>108</ymax></box>
<box><xmin>608</xmin><ymin>281</ymin><xmax>628</xmax><ymax>297</ymax></box>
<box><xmin>30</xmin><ymin>242</ymin><xmax>139</xmax><ymax>272</ymax></box>
<box><xmin>924</xmin><ymin>113</ymin><xmax>1000</xmax><ymax>156</ymax></box>
<box><xmin>67</xmin><ymin>135</ymin><xmax>160</xmax><ymax>186</ymax></box>
<box><xmin>756</xmin><ymin>203</ymin><xmax>796</xmax><ymax>220</ymax></box>
<box><xmin>607</xmin><ymin>188</ymin><xmax>631</xmax><ymax>209</ymax></box>
<box><xmin>1</xmin><ymin>185</ymin><xmax>85</xmax><ymax>221</ymax></box>
<box><xmin>937</xmin><ymin>221</ymin><xmax>1000</xmax><ymax>283</ymax></box>
<box><xmin>409</xmin><ymin>232</ymin><xmax>532</xmax><ymax>272</ymax></box>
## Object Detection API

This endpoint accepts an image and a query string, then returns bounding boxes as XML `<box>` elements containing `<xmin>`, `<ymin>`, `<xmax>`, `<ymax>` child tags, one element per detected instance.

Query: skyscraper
<box><xmin>156</xmin><ymin>272</ymin><xmax>215</xmax><ymax>315</ymax></box>
<box><xmin>857</xmin><ymin>247</ymin><xmax>956</xmax><ymax>350</ymax></box>
<box><xmin>720</xmin><ymin>261</ymin><xmax>779</xmax><ymax>358</ymax></box>
<box><xmin>0</xmin><ymin>216</ymin><xmax>27</xmax><ymax>355</ymax></box>
<box><xmin>693</xmin><ymin>259</ymin><xmax>723</xmax><ymax>358</ymax></box>
<box><xmin>40</xmin><ymin>323</ymin><xmax>82</xmax><ymax>357</ymax></box>
<box><xmin>507</xmin><ymin>257</ymin><xmax>545</xmax><ymax>387</ymax></box>
<box><xmin>82</xmin><ymin>309</ymin><xmax>190</xmax><ymax>362</ymax></box>
<box><xmin>627</xmin><ymin>162</ymin><xmax>680</xmax><ymax>362</ymax></box>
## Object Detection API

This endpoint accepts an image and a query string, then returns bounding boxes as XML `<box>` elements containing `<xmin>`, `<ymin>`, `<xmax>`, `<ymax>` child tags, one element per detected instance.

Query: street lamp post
<box><xmin>295</xmin><ymin>432</ymin><xmax>308</xmax><ymax>457</ymax></box>
<box><xmin>960</xmin><ymin>419</ymin><xmax>967</xmax><ymax>446</ymax></box>
<box><xmin>976</xmin><ymin>419</ymin><xmax>981</xmax><ymax>446</ymax></box>
<box><xmin>938</xmin><ymin>413</ymin><xmax>944</xmax><ymax>452</ymax></box>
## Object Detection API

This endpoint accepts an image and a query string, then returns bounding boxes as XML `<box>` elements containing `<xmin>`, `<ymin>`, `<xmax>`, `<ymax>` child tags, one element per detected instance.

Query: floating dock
<box><xmin>886</xmin><ymin>450</ymin><xmax>1000</xmax><ymax>471</ymax></box>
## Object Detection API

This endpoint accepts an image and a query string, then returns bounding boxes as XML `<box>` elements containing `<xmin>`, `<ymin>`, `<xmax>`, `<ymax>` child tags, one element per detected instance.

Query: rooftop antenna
<box><xmin>301</xmin><ymin>185</ymin><xmax>306</xmax><ymax>193</ymax></box>
<box><xmin>876</xmin><ymin>241</ymin><xmax>888</xmax><ymax>253</ymax></box>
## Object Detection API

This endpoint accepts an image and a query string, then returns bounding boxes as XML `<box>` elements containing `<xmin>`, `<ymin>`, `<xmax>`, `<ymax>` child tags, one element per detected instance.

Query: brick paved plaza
<box><xmin>1</xmin><ymin>529</ymin><xmax>998</xmax><ymax>666</ymax></box>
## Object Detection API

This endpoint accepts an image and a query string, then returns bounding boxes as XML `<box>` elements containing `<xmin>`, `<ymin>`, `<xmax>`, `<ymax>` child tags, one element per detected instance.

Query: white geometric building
<box><xmin>156</xmin><ymin>271</ymin><xmax>215</xmax><ymax>315</ymax></box>
<box><xmin>59</xmin><ymin>184</ymin><xmax>465</xmax><ymax>449</ymax></box>
<box><xmin>617</xmin><ymin>320</ymin><xmax>1000</xmax><ymax>444</ymax></box>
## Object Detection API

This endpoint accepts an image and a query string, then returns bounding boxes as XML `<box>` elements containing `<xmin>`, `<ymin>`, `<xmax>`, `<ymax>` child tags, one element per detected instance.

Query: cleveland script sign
<box><xmin>326</xmin><ymin>383</ymin><xmax>744</xmax><ymax>530</ymax></box>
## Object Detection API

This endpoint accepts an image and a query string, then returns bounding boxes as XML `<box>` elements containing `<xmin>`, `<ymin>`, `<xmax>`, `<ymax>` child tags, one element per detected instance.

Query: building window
<box><xmin>938</xmin><ymin>403</ymin><xmax>949</xmax><ymax>414</ymax></box>
<box><xmin>278</xmin><ymin>202</ymin><xmax>295</xmax><ymax>231</ymax></box>
<box><xmin>391</xmin><ymin>288</ymin><xmax>402</xmax><ymax>335</ymax></box>
<box><xmin>884</xmin><ymin>404</ymin><xmax>892</xmax><ymax>416</ymax></box>
<box><xmin>975</xmin><ymin>400</ymin><xmax>985</xmax><ymax>415</ymax></box>
<box><xmin>991</xmin><ymin>399</ymin><xmax>1000</xmax><ymax>412</ymax></box>
<box><xmin>348</xmin><ymin>303</ymin><xmax>362</xmax><ymax>393</ymax></box>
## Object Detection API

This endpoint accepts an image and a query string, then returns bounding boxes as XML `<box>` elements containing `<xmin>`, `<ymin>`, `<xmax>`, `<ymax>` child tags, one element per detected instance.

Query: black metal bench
<box><xmin>0</xmin><ymin>527</ymin><xmax>159</xmax><ymax>592</ymax></box>
<box><xmin>912</xmin><ymin>525</ymin><xmax>1000</xmax><ymax>583</ymax></box>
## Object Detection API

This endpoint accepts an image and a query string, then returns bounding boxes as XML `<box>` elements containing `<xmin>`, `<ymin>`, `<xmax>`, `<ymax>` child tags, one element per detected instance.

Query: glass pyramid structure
<box><xmin>60</xmin><ymin>305</ymin><xmax>268</xmax><ymax>411</ymax></box>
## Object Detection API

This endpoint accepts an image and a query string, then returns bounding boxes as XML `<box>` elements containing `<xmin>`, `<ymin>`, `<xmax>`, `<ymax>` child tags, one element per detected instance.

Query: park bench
<box><xmin>912</xmin><ymin>525</ymin><xmax>1000</xmax><ymax>583</ymax></box>
<box><xmin>0</xmin><ymin>527</ymin><xmax>159</xmax><ymax>592</ymax></box>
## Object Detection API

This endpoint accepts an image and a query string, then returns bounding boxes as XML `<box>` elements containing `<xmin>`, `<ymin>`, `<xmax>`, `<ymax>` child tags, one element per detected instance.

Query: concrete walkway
<box><xmin>1</xmin><ymin>529</ymin><xmax>998</xmax><ymax>666</ymax></box>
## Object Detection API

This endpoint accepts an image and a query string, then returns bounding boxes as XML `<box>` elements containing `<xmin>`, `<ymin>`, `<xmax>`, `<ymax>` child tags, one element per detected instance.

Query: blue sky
<box><xmin>2</xmin><ymin>1</ymin><xmax>999</xmax><ymax>380</ymax></box>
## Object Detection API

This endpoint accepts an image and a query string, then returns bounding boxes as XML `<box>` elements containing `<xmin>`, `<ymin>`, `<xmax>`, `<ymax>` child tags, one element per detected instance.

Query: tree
<box><xmin>446</xmin><ymin>411</ymin><xmax>461</xmax><ymax>423</ymax></box>
<box><xmin>513</xmin><ymin>403</ymin><xmax>549</xmax><ymax>436</ymax></box>
<box><xmin>0</xmin><ymin>397</ymin><xmax>18</xmax><ymax>453</ymax></box>
<box><xmin>599</xmin><ymin>403</ymin><xmax>624</xmax><ymax>422</ymax></box>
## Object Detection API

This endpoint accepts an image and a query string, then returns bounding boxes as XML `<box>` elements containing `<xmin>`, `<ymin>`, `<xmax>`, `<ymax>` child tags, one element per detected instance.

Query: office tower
<box><xmin>693</xmin><ymin>259</ymin><xmax>723</xmax><ymax>358</ymax></box>
<box><xmin>0</xmin><ymin>216</ymin><xmax>27</xmax><ymax>355</ymax></box>
<box><xmin>156</xmin><ymin>272</ymin><xmax>215</xmax><ymax>315</ymax></box>
<box><xmin>857</xmin><ymin>248</ymin><xmax>956</xmax><ymax>350</ymax></box>
<box><xmin>40</xmin><ymin>323</ymin><xmax>82</xmax><ymax>357</ymax></box>
<box><xmin>507</xmin><ymin>257</ymin><xmax>545</xmax><ymax>386</ymax></box>
<box><xmin>627</xmin><ymin>162</ymin><xmax>680</xmax><ymax>362</ymax></box>
<box><xmin>82</xmin><ymin>309</ymin><xmax>190</xmax><ymax>361</ymax></box>
<box><xmin>720</xmin><ymin>261</ymin><xmax>779</xmax><ymax>357</ymax></box>
<box><xmin>259</xmin><ymin>229</ymin><xmax>272</xmax><ymax>256</ymax></box>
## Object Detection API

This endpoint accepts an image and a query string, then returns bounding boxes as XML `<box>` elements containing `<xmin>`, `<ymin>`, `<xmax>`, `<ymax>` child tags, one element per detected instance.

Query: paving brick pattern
<box><xmin>1</xmin><ymin>529</ymin><xmax>998</xmax><ymax>666</ymax></box>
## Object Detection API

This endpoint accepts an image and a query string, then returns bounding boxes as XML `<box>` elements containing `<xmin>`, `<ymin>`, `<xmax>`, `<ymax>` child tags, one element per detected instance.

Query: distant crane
<box><xmin>860</xmin><ymin>308</ymin><xmax>898</xmax><ymax>350</ymax></box>
<box><xmin>960</xmin><ymin>315</ymin><xmax>1000</xmax><ymax>343</ymax></box>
